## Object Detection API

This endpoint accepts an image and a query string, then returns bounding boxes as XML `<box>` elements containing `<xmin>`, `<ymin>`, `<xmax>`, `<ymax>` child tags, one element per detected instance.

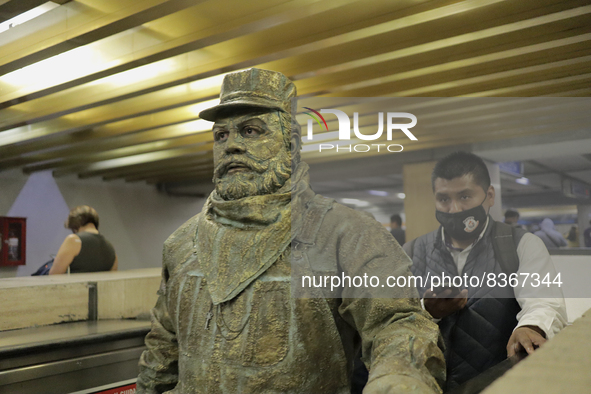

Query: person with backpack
<box><xmin>404</xmin><ymin>152</ymin><xmax>566</xmax><ymax>390</ymax></box>
<box><xmin>534</xmin><ymin>218</ymin><xmax>567</xmax><ymax>249</ymax></box>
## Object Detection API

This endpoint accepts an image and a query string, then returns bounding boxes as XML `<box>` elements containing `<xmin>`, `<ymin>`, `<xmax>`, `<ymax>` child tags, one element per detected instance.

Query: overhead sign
<box><xmin>498</xmin><ymin>161</ymin><xmax>523</xmax><ymax>177</ymax></box>
<box><xmin>562</xmin><ymin>179</ymin><xmax>591</xmax><ymax>199</ymax></box>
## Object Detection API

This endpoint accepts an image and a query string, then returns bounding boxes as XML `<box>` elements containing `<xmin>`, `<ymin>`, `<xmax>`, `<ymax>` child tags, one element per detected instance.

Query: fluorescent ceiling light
<box><xmin>0</xmin><ymin>2</ymin><xmax>59</xmax><ymax>35</ymax></box>
<box><xmin>0</xmin><ymin>45</ymin><xmax>114</xmax><ymax>89</ymax></box>
<box><xmin>397</xmin><ymin>193</ymin><xmax>406</xmax><ymax>199</ymax></box>
<box><xmin>515</xmin><ymin>177</ymin><xmax>530</xmax><ymax>185</ymax></box>
<box><xmin>103</xmin><ymin>58</ymin><xmax>177</xmax><ymax>87</ymax></box>
<box><xmin>188</xmin><ymin>99</ymin><xmax>221</xmax><ymax>117</ymax></box>
<box><xmin>188</xmin><ymin>73</ymin><xmax>228</xmax><ymax>91</ymax></box>
<box><xmin>1</xmin><ymin>27</ymin><xmax>228</xmax><ymax>91</ymax></box>
<box><xmin>85</xmin><ymin>149</ymin><xmax>209</xmax><ymax>172</ymax></box>
<box><xmin>368</xmin><ymin>190</ymin><xmax>388</xmax><ymax>196</ymax></box>
<box><xmin>179</xmin><ymin>119</ymin><xmax>213</xmax><ymax>133</ymax></box>
<box><xmin>341</xmin><ymin>198</ymin><xmax>370</xmax><ymax>207</ymax></box>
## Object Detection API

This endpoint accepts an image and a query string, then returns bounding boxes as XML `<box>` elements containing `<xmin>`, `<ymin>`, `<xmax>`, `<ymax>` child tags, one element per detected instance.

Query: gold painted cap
<box><xmin>199</xmin><ymin>68</ymin><xmax>296</xmax><ymax>121</ymax></box>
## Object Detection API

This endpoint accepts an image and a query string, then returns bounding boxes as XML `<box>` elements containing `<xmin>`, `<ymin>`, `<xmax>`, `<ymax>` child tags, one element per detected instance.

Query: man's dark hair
<box><xmin>505</xmin><ymin>209</ymin><xmax>520</xmax><ymax>219</ymax></box>
<box><xmin>431</xmin><ymin>151</ymin><xmax>491</xmax><ymax>192</ymax></box>
<box><xmin>390</xmin><ymin>214</ymin><xmax>402</xmax><ymax>226</ymax></box>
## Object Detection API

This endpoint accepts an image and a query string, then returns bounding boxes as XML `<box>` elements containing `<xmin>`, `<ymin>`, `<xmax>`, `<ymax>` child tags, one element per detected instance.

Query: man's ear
<box><xmin>487</xmin><ymin>185</ymin><xmax>495</xmax><ymax>207</ymax></box>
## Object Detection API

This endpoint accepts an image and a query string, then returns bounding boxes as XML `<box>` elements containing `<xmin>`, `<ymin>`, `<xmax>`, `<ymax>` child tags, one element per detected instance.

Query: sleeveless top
<box><xmin>69</xmin><ymin>232</ymin><xmax>116</xmax><ymax>273</ymax></box>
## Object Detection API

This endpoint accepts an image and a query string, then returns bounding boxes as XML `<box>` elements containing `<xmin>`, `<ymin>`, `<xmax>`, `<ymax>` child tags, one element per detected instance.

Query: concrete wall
<box><xmin>0</xmin><ymin>170</ymin><xmax>207</xmax><ymax>278</ymax></box>
<box><xmin>551</xmin><ymin>254</ymin><xmax>591</xmax><ymax>323</ymax></box>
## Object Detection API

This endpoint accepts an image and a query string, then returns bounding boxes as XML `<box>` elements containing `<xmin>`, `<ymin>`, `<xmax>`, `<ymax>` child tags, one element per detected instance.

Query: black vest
<box><xmin>410</xmin><ymin>220</ymin><xmax>521</xmax><ymax>390</ymax></box>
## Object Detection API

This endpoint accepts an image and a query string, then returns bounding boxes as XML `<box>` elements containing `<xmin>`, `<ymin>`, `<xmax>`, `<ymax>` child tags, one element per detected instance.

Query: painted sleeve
<box><xmin>336</xmin><ymin>212</ymin><xmax>446</xmax><ymax>394</ymax></box>
<box><xmin>137</xmin><ymin>265</ymin><xmax>179</xmax><ymax>394</ymax></box>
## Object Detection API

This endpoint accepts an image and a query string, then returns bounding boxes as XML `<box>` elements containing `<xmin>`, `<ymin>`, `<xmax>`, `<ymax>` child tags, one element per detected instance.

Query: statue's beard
<box><xmin>213</xmin><ymin>149</ymin><xmax>291</xmax><ymax>200</ymax></box>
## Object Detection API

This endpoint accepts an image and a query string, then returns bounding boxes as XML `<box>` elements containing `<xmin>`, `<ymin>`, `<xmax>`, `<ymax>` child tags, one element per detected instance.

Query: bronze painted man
<box><xmin>137</xmin><ymin>68</ymin><xmax>445</xmax><ymax>394</ymax></box>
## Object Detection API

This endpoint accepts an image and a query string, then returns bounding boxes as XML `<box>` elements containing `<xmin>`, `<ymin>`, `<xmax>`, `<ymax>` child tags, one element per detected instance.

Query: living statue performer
<box><xmin>137</xmin><ymin>68</ymin><xmax>445</xmax><ymax>394</ymax></box>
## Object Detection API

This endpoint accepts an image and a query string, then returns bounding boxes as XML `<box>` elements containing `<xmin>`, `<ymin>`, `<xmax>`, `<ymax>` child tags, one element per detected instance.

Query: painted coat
<box><xmin>137</xmin><ymin>187</ymin><xmax>445</xmax><ymax>394</ymax></box>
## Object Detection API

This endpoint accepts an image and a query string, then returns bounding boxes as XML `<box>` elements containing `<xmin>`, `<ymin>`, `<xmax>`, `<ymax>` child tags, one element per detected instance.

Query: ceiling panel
<box><xmin>0</xmin><ymin>0</ymin><xmax>589</xmax><ymax>186</ymax></box>
<box><xmin>525</xmin><ymin>173</ymin><xmax>563</xmax><ymax>189</ymax></box>
<box><xmin>0</xmin><ymin>0</ymin><xmax>51</xmax><ymax>24</ymax></box>
<box><xmin>538</xmin><ymin>156</ymin><xmax>591</xmax><ymax>172</ymax></box>
<box><xmin>568</xmin><ymin>169</ymin><xmax>591</xmax><ymax>184</ymax></box>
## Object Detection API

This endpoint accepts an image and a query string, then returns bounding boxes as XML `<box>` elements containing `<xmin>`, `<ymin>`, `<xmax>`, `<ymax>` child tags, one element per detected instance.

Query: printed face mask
<box><xmin>435</xmin><ymin>197</ymin><xmax>488</xmax><ymax>241</ymax></box>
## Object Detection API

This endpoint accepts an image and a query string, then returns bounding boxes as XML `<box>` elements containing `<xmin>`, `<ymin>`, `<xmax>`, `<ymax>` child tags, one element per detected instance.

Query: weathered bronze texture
<box><xmin>199</xmin><ymin>68</ymin><xmax>296</xmax><ymax>121</ymax></box>
<box><xmin>137</xmin><ymin>68</ymin><xmax>445</xmax><ymax>394</ymax></box>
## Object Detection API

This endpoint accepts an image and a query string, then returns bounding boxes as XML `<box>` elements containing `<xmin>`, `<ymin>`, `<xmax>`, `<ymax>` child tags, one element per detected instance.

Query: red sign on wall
<box><xmin>92</xmin><ymin>383</ymin><xmax>136</xmax><ymax>394</ymax></box>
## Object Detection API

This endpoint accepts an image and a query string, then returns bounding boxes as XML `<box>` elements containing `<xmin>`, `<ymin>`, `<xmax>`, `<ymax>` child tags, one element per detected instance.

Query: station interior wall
<box><xmin>1</xmin><ymin>169</ymin><xmax>589</xmax><ymax>324</ymax></box>
<box><xmin>0</xmin><ymin>170</ymin><xmax>207</xmax><ymax>278</ymax></box>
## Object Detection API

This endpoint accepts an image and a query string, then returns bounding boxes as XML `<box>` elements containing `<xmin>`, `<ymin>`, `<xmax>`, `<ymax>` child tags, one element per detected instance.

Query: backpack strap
<box><xmin>492</xmin><ymin>221</ymin><xmax>527</xmax><ymax>274</ymax></box>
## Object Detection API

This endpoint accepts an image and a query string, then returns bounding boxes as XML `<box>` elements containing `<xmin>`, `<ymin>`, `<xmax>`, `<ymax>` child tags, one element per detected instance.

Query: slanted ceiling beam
<box><xmin>146</xmin><ymin>168</ymin><xmax>214</xmax><ymax>184</ymax></box>
<box><xmin>67</xmin><ymin>113</ymin><xmax>582</xmax><ymax>180</ymax></box>
<box><xmin>86</xmin><ymin>152</ymin><xmax>214</xmax><ymax>181</ymax></box>
<box><xmin>2</xmin><ymin>1</ymin><xmax>590</xmax><ymax>145</ymax></box>
<box><xmin>0</xmin><ymin>0</ymin><xmax>589</xmax><ymax>184</ymax></box>
<box><xmin>0</xmin><ymin>0</ymin><xmax>203</xmax><ymax>75</ymax></box>
<box><xmin>0</xmin><ymin>90</ymin><xmax>218</xmax><ymax>147</ymax></box>
<box><xmin>0</xmin><ymin>103</ymin><xmax>214</xmax><ymax>164</ymax></box>
<box><xmin>2</xmin><ymin>0</ymin><xmax>537</xmax><ymax>118</ymax></box>
<box><xmin>54</xmin><ymin>149</ymin><xmax>213</xmax><ymax>178</ymax></box>
<box><xmin>0</xmin><ymin>118</ymin><xmax>211</xmax><ymax>169</ymax></box>
<box><xmin>23</xmin><ymin>97</ymin><xmax>591</xmax><ymax>177</ymax></box>
<box><xmin>23</xmin><ymin>138</ymin><xmax>214</xmax><ymax>174</ymax></box>
<box><xmin>110</xmin><ymin>156</ymin><xmax>214</xmax><ymax>181</ymax></box>
<box><xmin>5</xmin><ymin>14</ymin><xmax>590</xmax><ymax>129</ymax></box>
<box><xmin>296</xmin><ymin>31</ymin><xmax>591</xmax><ymax>96</ymax></box>
<box><xmin>0</xmin><ymin>0</ymin><xmax>46</xmax><ymax>23</ymax></box>
<box><xmin>135</xmin><ymin>163</ymin><xmax>214</xmax><ymax>183</ymax></box>
<box><xmin>0</xmin><ymin>0</ymin><xmax>359</xmax><ymax>108</ymax></box>
<box><xmin>123</xmin><ymin>162</ymin><xmax>213</xmax><ymax>183</ymax></box>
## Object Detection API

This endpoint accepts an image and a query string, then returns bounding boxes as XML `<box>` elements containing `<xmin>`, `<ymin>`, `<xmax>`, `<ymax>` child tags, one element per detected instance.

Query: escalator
<box><xmin>0</xmin><ymin>320</ymin><xmax>150</xmax><ymax>394</ymax></box>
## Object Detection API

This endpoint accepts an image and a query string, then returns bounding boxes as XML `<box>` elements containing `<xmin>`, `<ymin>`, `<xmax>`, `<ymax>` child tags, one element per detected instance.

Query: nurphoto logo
<box><xmin>303</xmin><ymin>107</ymin><xmax>418</xmax><ymax>153</ymax></box>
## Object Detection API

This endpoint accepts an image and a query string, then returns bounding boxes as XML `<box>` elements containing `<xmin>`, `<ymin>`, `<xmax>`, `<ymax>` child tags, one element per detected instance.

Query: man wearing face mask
<box><xmin>404</xmin><ymin>151</ymin><xmax>567</xmax><ymax>390</ymax></box>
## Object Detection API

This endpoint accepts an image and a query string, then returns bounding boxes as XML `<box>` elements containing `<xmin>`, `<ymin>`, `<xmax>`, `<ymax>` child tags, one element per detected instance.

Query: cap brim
<box><xmin>199</xmin><ymin>99</ymin><xmax>286</xmax><ymax>121</ymax></box>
